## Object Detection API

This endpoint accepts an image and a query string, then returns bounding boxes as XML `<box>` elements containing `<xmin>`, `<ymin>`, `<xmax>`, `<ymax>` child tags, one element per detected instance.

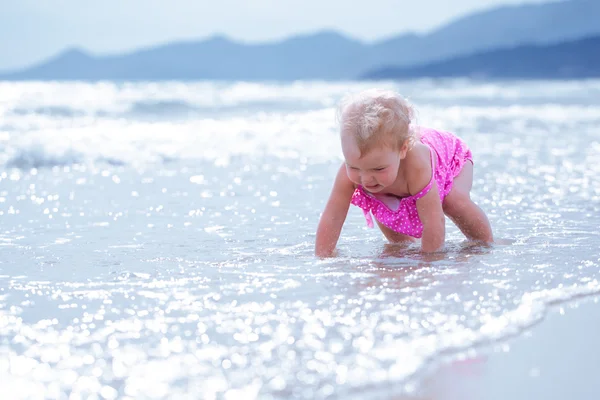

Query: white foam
<box><xmin>355</xmin><ymin>280</ymin><xmax>600</xmax><ymax>393</ymax></box>
<box><xmin>2</xmin><ymin>81</ymin><xmax>600</xmax><ymax>170</ymax></box>
<box><xmin>1</xmin><ymin>109</ymin><xmax>341</xmax><ymax>168</ymax></box>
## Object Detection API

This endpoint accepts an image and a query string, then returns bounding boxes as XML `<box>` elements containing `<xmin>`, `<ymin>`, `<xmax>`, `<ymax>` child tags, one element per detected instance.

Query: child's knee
<box><xmin>442</xmin><ymin>191</ymin><xmax>471</xmax><ymax>216</ymax></box>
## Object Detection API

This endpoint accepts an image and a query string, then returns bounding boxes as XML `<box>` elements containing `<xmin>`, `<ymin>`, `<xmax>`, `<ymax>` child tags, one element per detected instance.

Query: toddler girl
<box><xmin>315</xmin><ymin>89</ymin><xmax>493</xmax><ymax>257</ymax></box>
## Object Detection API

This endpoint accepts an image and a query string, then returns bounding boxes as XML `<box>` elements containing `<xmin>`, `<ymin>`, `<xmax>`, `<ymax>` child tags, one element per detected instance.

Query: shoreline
<box><xmin>409</xmin><ymin>295</ymin><xmax>600</xmax><ymax>400</ymax></box>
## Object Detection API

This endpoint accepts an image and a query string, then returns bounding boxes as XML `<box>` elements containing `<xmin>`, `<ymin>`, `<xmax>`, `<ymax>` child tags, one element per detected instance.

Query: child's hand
<box><xmin>315</xmin><ymin>248</ymin><xmax>339</xmax><ymax>258</ymax></box>
<box><xmin>315</xmin><ymin>164</ymin><xmax>355</xmax><ymax>258</ymax></box>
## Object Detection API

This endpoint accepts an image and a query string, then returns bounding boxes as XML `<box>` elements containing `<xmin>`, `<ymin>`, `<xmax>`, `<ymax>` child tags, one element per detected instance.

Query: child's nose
<box><xmin>360</xmin><ymin>172</ymin><xmax>374</xmax><ymax>183</ymax></box>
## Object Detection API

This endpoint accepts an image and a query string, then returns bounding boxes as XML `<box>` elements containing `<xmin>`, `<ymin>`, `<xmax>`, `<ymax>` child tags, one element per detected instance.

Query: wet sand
<box><xmin>413</xmin><ymin>296</ymin><xmax>600</xmax><ymax>400</ymax></box>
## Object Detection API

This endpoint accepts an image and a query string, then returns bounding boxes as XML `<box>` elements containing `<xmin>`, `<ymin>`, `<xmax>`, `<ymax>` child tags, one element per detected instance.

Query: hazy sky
<box><xmin>1</xmin><ymin>0</ymin><xmax>550</xmax><ymax>71</ymax></box>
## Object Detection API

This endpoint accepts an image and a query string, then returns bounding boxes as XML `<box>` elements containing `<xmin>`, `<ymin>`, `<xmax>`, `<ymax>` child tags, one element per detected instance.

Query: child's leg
<box><xmin>376</xmin><ymin>219</ymin><xmax>417</xmax><ymax>244</ymax></box>
<box><xmin>442</xmin><ymin>162</ymin><xmax>493</xmax><ymax>243</ymax></box>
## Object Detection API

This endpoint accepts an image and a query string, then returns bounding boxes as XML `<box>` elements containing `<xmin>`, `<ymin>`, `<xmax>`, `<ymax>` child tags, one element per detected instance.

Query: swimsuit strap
<box><xmin>411</xmin><ymin>146</ymin><xmax>436</xmax><ymax>200</ymax></box>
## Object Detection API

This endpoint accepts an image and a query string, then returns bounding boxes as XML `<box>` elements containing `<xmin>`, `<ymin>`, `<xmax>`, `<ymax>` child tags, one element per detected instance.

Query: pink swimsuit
<box><xmin>350</xmin><ymin>127</ymin><xmax>473</xmax><ymax>238</ymax></box>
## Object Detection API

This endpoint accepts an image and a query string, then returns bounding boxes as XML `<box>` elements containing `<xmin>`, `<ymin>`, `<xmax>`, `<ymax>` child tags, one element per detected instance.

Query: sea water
<box><xmin>1</xmin><ymin>79</ymin><xmax>600</xmax><ymax>399</ymax></box>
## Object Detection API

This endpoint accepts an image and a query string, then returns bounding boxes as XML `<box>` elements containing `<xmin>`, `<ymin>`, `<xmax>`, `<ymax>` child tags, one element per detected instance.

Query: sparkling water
<box><xmin>1</xmin><ymin>79</ymin><xmax>600</xmax><ymax>399</ymax></box>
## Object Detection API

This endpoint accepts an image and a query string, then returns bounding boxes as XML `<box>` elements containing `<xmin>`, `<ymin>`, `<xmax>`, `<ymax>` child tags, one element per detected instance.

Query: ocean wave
<box><xmin>350</xmin><ymin>280</ymin><xmax>600</xmax><ymax>399</ymax></box>
<box><xmin>0</xmin><ymin>80</ymin><xmax>345</xmax><ymax>120</ymax></box>
<box><xmin>2</xmin><ymin>80</ymin><xmax>600</xmax><ymax>171</ymax></box>
<box><xmin>126</xmin><ymin>100</ymin><xmax>201</xmax><ymax>117</ymax></box>
<box><xmin>0</xmin><ymin>108</ymin><xmax>339</xmax><ymax>169</ymax></box>
<box><xmin>9</xmin><ymin>106</ymin><xmax>86</xmax><ymax>118</ymax></box>
<box><xmin>4</xmin><ymin>98</ymin><xmax>329</xmax><ymax>121</ymax></box>
<box><xmin>125</xmin><ymin>99</ymin><xmax>328</xmax><ymax>118</ymax></box>
<box><xmin>6</xmin><ymin>145</ymin><xmax>84</xmax><ymax>169</ymax></box>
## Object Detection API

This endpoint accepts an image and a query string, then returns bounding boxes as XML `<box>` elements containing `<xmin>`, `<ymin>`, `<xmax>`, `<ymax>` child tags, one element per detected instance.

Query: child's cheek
<box><xmin>346</xmin><ymin>169</ymin><xmax>359</xmax><ymax>184</ymax></box>
<box><xmin>382</xmin><ymin>170</ymin><xmax>395</xmax><ymax>185</ymax></box>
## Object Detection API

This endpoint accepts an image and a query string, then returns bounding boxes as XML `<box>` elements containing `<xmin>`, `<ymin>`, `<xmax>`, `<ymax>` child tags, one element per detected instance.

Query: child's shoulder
<box><xmin>405</xmin><ymin>141</ymin><xmax>432</xmax><ymax>170</ymax></box>
<box><xmin>404</xmin><ymin>142</ymin><xmax>434</xmax><ymax>195</ymax></box>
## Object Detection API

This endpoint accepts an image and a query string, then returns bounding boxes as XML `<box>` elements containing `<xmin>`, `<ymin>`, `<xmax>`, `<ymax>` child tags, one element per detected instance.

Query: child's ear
<box><xmin>399</xmin><ymin>141</ymin><xmax>410</xmax><ymax>159</ymax></box>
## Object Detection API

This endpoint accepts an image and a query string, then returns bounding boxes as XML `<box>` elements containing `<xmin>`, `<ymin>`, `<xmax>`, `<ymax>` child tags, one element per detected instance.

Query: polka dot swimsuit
<box><xmin>350</xmin><ymin>127</ymin><xmax>473</xmax><ymax>238</ymax></box>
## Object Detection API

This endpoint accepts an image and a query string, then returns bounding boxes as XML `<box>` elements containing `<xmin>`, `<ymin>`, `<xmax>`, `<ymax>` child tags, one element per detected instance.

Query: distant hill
<box><xmin>369</xmin><ymin>0</ymin><xmax>600</xmax><ymax>68</ymax></box>
<box><xmin>362</xmin><ymin>35</ymin><xmax>600</xmax><ymax>80</ymax></box>
<box><xmin>1</xmin><ymin>0</ymin><xmax>599</xmax><ymax>81</ymax></box>
<box><xmin>0</xmin><ymin>32</ymin><xmax>369</xmax><ymax>81</ymax></box>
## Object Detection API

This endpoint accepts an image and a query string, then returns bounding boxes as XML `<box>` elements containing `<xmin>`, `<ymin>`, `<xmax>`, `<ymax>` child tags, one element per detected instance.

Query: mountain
<box><xmin>1</xmin><ymin>0</ymin><xmax>599</xmax><ymax>81</ymax></box>
<box><xmin>1</xmin><ymin>32</ymin><xmax>367</xmax><ymax>81</ymax></box>
<box><xmin>367</xmin><ymin>0</ymin><xmax>600</xmax><ymax>68</ymax></box>
<box><xmin>362</xmin><ymin>35</ymin><xmax>600</xmax><ymax>80</ymax></box>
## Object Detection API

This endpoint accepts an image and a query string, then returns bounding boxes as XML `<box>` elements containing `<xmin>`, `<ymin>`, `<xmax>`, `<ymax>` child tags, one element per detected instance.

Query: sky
<box><xmin>0</xmin><ymin>0</ymin><xmax>550</xmax><ymax>71</ymax></box>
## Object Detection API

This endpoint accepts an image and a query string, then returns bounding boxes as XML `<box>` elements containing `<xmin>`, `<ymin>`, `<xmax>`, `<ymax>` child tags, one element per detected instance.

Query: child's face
<box><xmin>342</xmin><ymin>135</ymin><xmax>402</xmax><ymax>193</ymax></box>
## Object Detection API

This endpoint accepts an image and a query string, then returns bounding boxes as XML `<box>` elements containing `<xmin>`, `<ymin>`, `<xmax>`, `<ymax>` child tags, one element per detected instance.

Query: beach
<box><xmin>414</xmin><ymin>296</ymin><xmax>600</xmax><ymax>400</ymax></box>
<box><xmin>1</xmin><ymin>79</ymin><xmax>599</xmax><ymax>399</ymax></box>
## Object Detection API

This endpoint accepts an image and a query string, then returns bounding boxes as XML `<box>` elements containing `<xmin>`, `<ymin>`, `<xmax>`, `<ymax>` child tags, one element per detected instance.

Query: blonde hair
<box><xmin>337</xmin><ymin>88</ymin><xmax>417</xmax><ymax>156</ymax></box>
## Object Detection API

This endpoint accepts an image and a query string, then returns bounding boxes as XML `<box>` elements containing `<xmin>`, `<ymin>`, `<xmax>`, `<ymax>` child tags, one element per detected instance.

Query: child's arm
<box><xmin>416</xmin><ymin>182</ymin><xmax>445</xmax><ymax>252</ymax></box>
<box><xmin>315</xmin><ymin>164</ymin><xmax>355</xmax><ymax>257</ymax></box>
<box><xmin>407</xmin><ymin>148</ymin><xmax>445</xmax><ymax>253</ymax></box>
